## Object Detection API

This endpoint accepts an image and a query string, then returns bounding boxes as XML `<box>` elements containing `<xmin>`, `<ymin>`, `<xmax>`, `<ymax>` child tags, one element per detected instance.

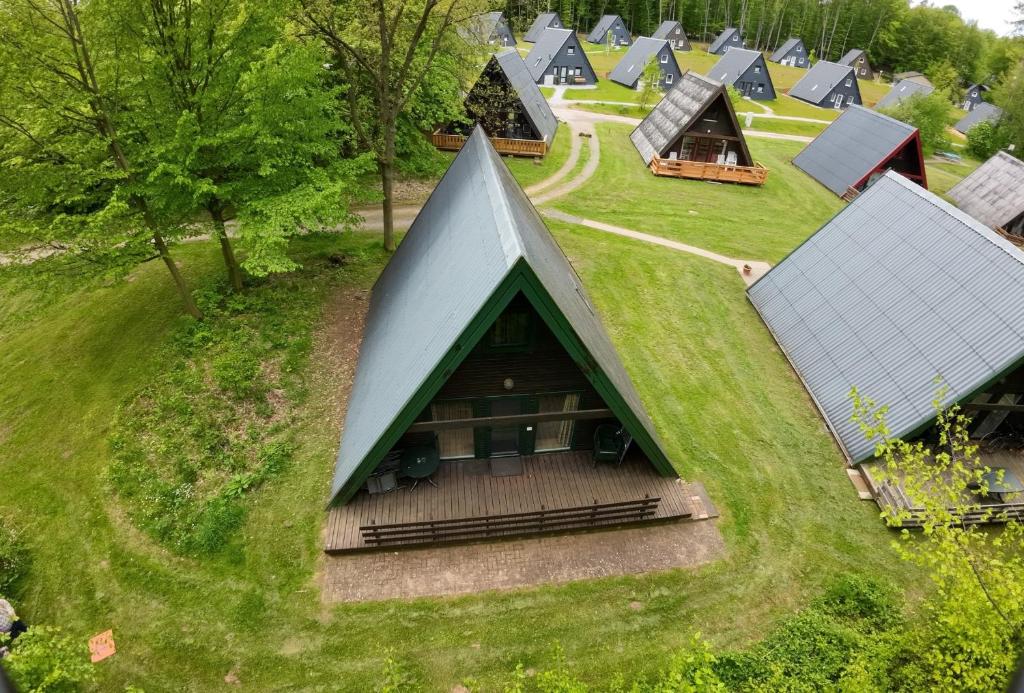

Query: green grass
<box><xmin>551</xmin><ymin>122</ymin><xmax>844</xmax><ymax>262</ymax></box>
<box><xmin>539</xmin><ymin>86</ymin><xmax>555</xmax><ymax>98</ymax></box>
<box><xmin>745</xmin><ymin>116</ymin><xmax>826</xmax><ymax>138</ymax></box>
<box><xmin>926</xmin><ymin>155</ymin><xmax>983</xmax><ymax>199</ymax></box>
<box><xmin>437</xmin><ymin>123</ymin><xmax>573</xmax><ymax>190</ymax></box>
<box><xmin>757</xmin><ymin>95</ymin><xmax>839</xmax><ymax>120</ymax></box>
<box><xmin>570</xmin><ymin>102</ymin><xmax>651</xmax><ymax>119</ymax></box>
<box><xmin>564</xmin><ymin>79</ymin><xmax>642</xmax><ymax>103</ymax></box>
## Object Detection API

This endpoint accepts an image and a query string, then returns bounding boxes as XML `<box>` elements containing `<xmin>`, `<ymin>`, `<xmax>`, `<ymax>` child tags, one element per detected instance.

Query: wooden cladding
<box><xmin>650</xmin><ymin>156</ymin><xmax>768</xmax><ymax>185</ymax></box>
<box><xmin>431</xmin><ymin>131</ymin><xmax>547</xmax><ymax>157</ymax></box>
<box><xmin>407</xmin><ymin>408</ymin><xmax>614</xmax><ymax>432</ymax></box>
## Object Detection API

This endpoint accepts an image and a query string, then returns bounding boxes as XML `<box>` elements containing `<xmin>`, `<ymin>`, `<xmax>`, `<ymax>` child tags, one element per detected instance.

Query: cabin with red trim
<box><xmin>792</xmin><ymin>106</ymin><xmax>926</xmax><ymax>200</ymax></box>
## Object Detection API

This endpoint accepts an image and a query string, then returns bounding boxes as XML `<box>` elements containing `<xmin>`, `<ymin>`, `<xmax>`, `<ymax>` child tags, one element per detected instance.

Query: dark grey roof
<box><xmin>789</xmin><ymin>60</ymin><xmax>857</xmax><ymax>104</ymax></box>
<box><xmin>793</xmin><ymin>105</ymin><xmax>917</xmax><ymax>196</ymax></box>
<box><xmin>875</xmin><ymin>79</ymin><xmax>934</xmax><ymax>110</ymax></box>
<box><xmin>954</xmin><ymin>102</ymin><xmax>1003</xmax><ymax>134</ymax></box>
<box><xmin>461</xmin><ymin>11</ymin><xmax>504</xmax><ymax>43</ymax></box>
<box><xmin>524</xmin><ymin>12</ymin><xmax>560</xmax><ymax>42</ymax></box>
<box><xmin>493</xmin><ymin>50</ymin><xmax>558</xmax><ymax>143</ymax></box>
<box><xmin>748</xmin><ymin>172</ymin><xmax>1024</xmax><ymax>464</ymax></box>
<box><xmin>587</xmin><ymin>14</ymin><xmax>624</xmax><ymax>42</ymax></box>
<box><xmin>709</xmin><ymin>27</ymin><xmax>740</xmax><ymax>54</ymax></box>
<box><xmin>949</xmin><ymin>151</ymin><xmax>1024</xmax><ymax>230</ymax></box>
<box><xmin>652</xmin><ymin>20</ymin><xmax>683</xmax><ymax>40</ymax></box>
<box><xmin>838</xmin><ymin>49</ymin><xmax>865</xmax><ymax>66</ymax></box>
<box><xmin>709</xmin><ymin>47</ymin><xmax>762</xmax><ymax>87</ymax></box>
<box><xmin>609</xmin><ymin>37</ymin><xmax>671</xmax><ymax>88</ymax></box>
<box><xmin>770</xmin><ymin>37</ymin><xmax>802</xmax><ymax>62</ymax></box>
<box><xmin>630</xmin><ymin>71</ymin><xmax>749</xmax><ymax>165</ymax></box>
<box><xmin>329</xmin><ymin>128</ymin><xmax>676</xmax><ymax>503</ymax></box>
<box><xmin>525</xmin><ymin>28</ymin><xmax>573</xmax><ymax>80</ymax></box>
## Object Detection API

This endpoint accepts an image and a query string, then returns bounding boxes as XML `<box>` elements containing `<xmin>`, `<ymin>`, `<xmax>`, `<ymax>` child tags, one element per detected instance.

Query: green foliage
<box><xmin>880</xmin><ymin>92</ymin><xmax>951</xmax><ymax>154</ymax></box>
<box><xmin>637</xmin><ymin>60</ymin><xmax>663</xmax><ymax>110</ymax></box>
<box><xmin>965</xmin><ymin>120</ymin><xmax>1011</xmax><ymax>160</ymax></box>
<box><xmin>376</xmin><ymin>654</ymin><xmax>420</xmax><ymax>692</ymax></box>
<box><xmin>3</xmin><ymin>626</ymin><xmax>95</xmax><ymax>692</ymax></box>
<box><xmin>925</xmin><ymin>60</ymin><xmax>961</xmax><ymax>102</ymax></box>
<box><xmin>0</xmin><ymin>517</ymin><xmax>29</xmax><ymax>594</ymax></box>
<box><xmin>993</xmin><ymin>63</ymin><xmax>1024</xmax><ymax>158</ymax></box>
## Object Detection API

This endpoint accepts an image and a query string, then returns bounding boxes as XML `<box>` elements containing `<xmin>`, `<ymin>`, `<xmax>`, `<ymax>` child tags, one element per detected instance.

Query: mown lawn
<box><xmin>437</xmin><ymin>123</ymin><xmax>573</xmax><ymax>190</ymax></box>
<box><xmin>745</xmin><ymin>115</ymin><xmax>826</xmax><ymax>138</ymax></box>
<box><xmin>926</xmin><ymin>155</ymin><xmax>983</xmax><ymax>199</ymax></box>
<box><xmin>564</xmin><ymin>79</ymin><xmax>643</xmax><ymax>103</ymax></box>
<box><xmin>550</xmin><ymin>121</ymin><xmax>844</xmax><ymax>262</ymax></box>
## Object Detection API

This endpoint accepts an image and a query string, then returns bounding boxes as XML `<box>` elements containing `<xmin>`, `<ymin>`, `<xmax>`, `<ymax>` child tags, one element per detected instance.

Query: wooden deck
<box><xmin>431</xmin><ymin>131</ymin><xmax>548</xmax><ymax>157</ymax></box>
<box><xmin>325</xmin><ymin>451</ymin><xmax>697</xmax><ymax>553</ymax></box>
<box><xmin>649</xmin><ymin>156</ymin><xmax>768</xmax><ymax>185</ymax></box>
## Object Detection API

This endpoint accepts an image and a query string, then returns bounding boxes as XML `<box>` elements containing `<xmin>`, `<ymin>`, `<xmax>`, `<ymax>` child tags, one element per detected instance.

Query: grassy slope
<box><xmin>436</xmin><ymin>123</ymin><xmax>573</xmax><ymax>190</ymax></box>
<box><xmin>926</xmin><ymin>156</ymin><xmax>983</xmax><ymax>199</ymax></box>
<box><xmin>551</xmin><ymin>122</ymin><xmax>844</xmax><ymax>263</ymax></box>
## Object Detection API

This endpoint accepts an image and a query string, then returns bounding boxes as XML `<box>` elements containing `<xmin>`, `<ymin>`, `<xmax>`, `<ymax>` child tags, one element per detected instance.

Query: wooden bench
<box><xmin>359</xmin><ymin>497</ymin><xmax>668</xmax><ymax>547</ymax></box>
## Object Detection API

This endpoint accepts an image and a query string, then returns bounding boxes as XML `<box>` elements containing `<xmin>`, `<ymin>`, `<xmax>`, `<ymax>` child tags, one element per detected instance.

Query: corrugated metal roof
<box><xmin>587</xmin><ymin>15</ymin><xmax>625</xmax><ymax>42</ymax></box>
<box><xmin>838</xmin><ymin>49</ymin><xmax>864</xmax><ymax>66</ymax></box>
<box><xmin>629</xmin><ymin>71</ymin><xmax>750</xmax><ymax>165</ymax></box>
<box><xmin>709</xmin><ymin>27</ymin><xmax>741</xmax><ymax>54</ymax></box>
<box><xmin>709</xmin><ymin>47</ymin><xmax>763</xmax><ymax>87</ymax></box>
<box><xmin>329</xmin><ymin>128</ymin><xmax>676</xmax><ymax>504</ymax></box>
<box><xmin>524</xmin><ymin>12</ymin><xmax>561</xmax><ymax>43</ymax></box>
<box><xmin>652</xmin><ymin>20</ymin><xmax>686</xmax><ymax>43</ymax></box>
<box><xmin>949</xmin><ymin>151</ymin><xmax>1024</xmax><ymax>230</ymax></box>
<box><xmin>525</xmin><ymin>28</ymin><xmax>573</xmax><ymax>80</ymax></box>
<box><xmin>748</xmin><ymin>171</ymin><xmax>1024</xmax><ymax>463</ymax></box>
<box><xmin>770</xmin><ymin>38</ymin><xmax>802</xmax><ymax>62</ymax></box>
<box><xmin>494</xmin><ymin>50</ymin><xmax>558</xmax><ymax>143</ymax></box>
<box><xmin>609</xmin><ymin>37</ymin><xmax>673</xmax><ymax>88</ymax></box>
<box><xmin>875</xmin><ymin>79</ymin><xmax>934</xmax><ymax>110</ymax></box>
<box><xmin>789</xmin><ymin>61</ymin><xmax>858</xmax><ymax>104</ymax></box>
<box><xmin>954</xmin><ymin>102</ymin><xmax>1003</xmax><ymax>134</ymax></box>
<box><xmin>793</xmin><ymin>105</ymin><xmax>917</xmax><ymax>196</ymax></box>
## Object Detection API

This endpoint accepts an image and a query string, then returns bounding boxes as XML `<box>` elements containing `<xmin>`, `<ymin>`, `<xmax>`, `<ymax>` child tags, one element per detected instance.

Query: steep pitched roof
<box><xmin>875</xmin><ymin>79</ymin><xmax>934</xmax><ymax>110</ymax></box>
<box><xmin>954</xmin><ymin>102</ymin><xmax>1003</xmax><ymax>134</ymax></box>
<box><xmin>491</xmin><ymin>50</ymin><xmax>558</xmax><ymax>142</ymax></box>
<box><xmin>894</xmin><ymin>71</ymin><xmax>932</xmax><ymax>87</ymax></box>
<box><xmin>587</xmin><ymin>14</ymin><xmax>626</xmax><ymax>42</ymax></box>
<box><xmin>709</xmin><ymin>47</ymin><xmax>764</xmax><ymax>86</ymax></box>
<box><xmin>629</xmin><ymin>71</ymin><xmax>751</xmax><ymax>166</ymax></box>
<box><xmin>652</xmin><ymin>20</ymin><xmax>685</xmax><ymax>42</ymax></box>
<box><xmin>709</xmin><ymin>27</ymin><xmax>741</xmax><ymax>54</ymax></box>
<box><xmin>748</xmin><ymin>172</ymin><xmax>1024</xmax><ymax>464</ymax></box>
<box><xmin>770</xmin><ymin>37</ymin><xmax>802</xmax><ymax>62</ymax></box>
<box><xmin>789</xmin><ymin>60</ymin><xmax>858</xmax><ymax>105</ymax></box>
<box><xmin>609</xmin><ymin>37</ymin><xmax>674</xmax><ymax>88</ymax></box>
<box><xmin>461</xmin><ymin>11</ymin><xmax>505</xmax><ymax>44</ymax></box>
<box><xmin>328</xmin><ymin>128</ymin><xmax>677</xmax><ymax>505</ymax></box>
<box><xmin>524</xmin><ymin>12</ymin><xmax>561</xmax><ymax>43</ymax></box>
<box><xmin>793</xmin><ymin>105</ymin><xmax>920</xmax><ymax>196</ymax></box>
<box><xmin>949</xmin><ymin>151</ymin><xmax>1024</xmax><ymax>231</ymax></box>
<box><xmin>838</xmin><ymin>49</ymin><xmax>865</xmax><ymax>66</ymax></box>
<box><xmin>525</xmin><ymin>28</ymin><xmax>573</xmax><ymax>81</ymax></box>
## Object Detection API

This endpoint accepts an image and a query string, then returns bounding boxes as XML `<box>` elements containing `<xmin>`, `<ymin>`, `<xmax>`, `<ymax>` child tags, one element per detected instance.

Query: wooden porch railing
<box><xmin>996</xmin><ymin>227</ymin><xmax>1024</xmax><ymax>248</ymax></box>
<box><xmin>649</xmin><ymin>156</ymin><xmax>768</xmax><ymax>185</ymax></box>
<box><xmin>431</xmin><ymin>131</ymin><xmax>548</xmax><ymax>157</ymax></box>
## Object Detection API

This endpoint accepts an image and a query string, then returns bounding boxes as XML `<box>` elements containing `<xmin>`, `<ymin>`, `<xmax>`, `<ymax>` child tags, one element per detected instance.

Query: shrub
<box><xmin>880</xmin><ymin>92</ymin><xmax>951</xmax><ymax>154</ymax></box>
<box><xmin>0</xmin><ymin>516</ymin><xmax>29</xmax><ymax>594</ymax></box>
<box><xmin>3</xmin><ymin>626</ymin><xmax>95</xmax><ymax>692</ymax></box>
<box><xmin>811</xmin><ymin>573</ymin><xmax>902</xmax><ymax>632</ymax></box>
<box><xmin>966</xmin><ymin>120</ymin><xmax>1011</xmax><ymax>160</ymax></box>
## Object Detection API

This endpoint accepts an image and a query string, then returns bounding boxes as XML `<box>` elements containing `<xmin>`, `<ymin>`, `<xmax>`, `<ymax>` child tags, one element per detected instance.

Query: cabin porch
<box><xmin>650</xmin><ymin>156</ymin><xmax>768</xmax><ymax>185</ymax></box>
<box><xmin>431</xmin><ymin>131</ymin><xmax>548</xmax><ymax>157</ymax></box>
<box><xmin>324</xmin><ymin>450</ymin><xmax>702</xmax><ymax>553</ymax></box>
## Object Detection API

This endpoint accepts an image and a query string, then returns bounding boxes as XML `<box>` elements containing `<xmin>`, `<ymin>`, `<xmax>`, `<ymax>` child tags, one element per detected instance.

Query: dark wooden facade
<box><xmin>664</xmin><ymin>97</ymin><xmax>754</xmax><ymax>168</ymax></box>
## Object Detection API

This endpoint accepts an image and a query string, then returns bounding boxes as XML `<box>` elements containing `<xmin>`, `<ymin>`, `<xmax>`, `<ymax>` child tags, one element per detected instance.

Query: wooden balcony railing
<box><xmin>996</xmin><ymin>227</ymin><xmax>1024</xmax><ymax>248</ymax></box>
<box><xmin>650</xmin><ymin>156</ymin><xmax>768</xmax><ymax>186</ymax></box>
<box><xmin>431</xmin><ymin>131</ymin><xmax>548</xmax><ymax>157</ymax></box>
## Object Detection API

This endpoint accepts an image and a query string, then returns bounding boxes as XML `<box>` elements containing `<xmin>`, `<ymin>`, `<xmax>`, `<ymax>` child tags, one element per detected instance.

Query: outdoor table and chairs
<box><xmin>400</xmin><ymin>444</ymin><xmax>440</xmax><ymax>490</ymax></box>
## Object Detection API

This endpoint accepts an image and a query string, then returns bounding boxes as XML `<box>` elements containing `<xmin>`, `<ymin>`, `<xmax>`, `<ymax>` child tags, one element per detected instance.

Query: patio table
<box><xmin>980</xmin><ymin>467</ymin><xmax>1024</xmax><ymax>503</ymax></box>
<box><xmin>400</xmin><ymin>444</ymin><xmax>440</xmax><ymax>489</ymax></box>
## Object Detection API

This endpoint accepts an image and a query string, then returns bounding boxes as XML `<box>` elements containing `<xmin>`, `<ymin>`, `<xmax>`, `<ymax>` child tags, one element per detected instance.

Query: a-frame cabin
<box><xmin>325</xmin><ymin>128</ymin><xmax>702</xmax><ymax>552</ymax></box>
<box><xmin>630</xmin><ymin>71</ymin><xmax>767</xmax><ymax>185</ymax></box>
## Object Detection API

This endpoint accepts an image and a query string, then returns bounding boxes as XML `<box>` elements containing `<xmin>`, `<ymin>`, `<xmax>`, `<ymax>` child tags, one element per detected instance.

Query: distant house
<box><xmin>954</xmin><ymin>102</ymin><xmax>1003</xmax><ymax>134</ymax></box>
<box><xmin>961</xmin><ymin>83</ymin><xmax>990</xmax><ymax>112</ymax></box>
<box><xmin>461</xmin><ymin>11</ymin><xmax>516</xmax><ymax>47</ymax></box>
<box><xmin>325</xmin><ymin>127</ymin><xmax>701</xmax><ymax>552</ymax></box>
<box><xmin>770</xmin><ymin>38</ymin><xmax>809</xmax><ymax>68</ymax></box>
<box><xmin>838</xmin><ymin>49</ymin><xmax>873</xmax><ymax>80</ymax></box>
<box><xmin>748</xmin><ymin>171</ymin><xmax>1024</xmax><ymax>527</ymax></box>
<box><xmin>652</xmin><ymin>20</ymin><xmax>690</xmax><ymax>50</ymax></box>
<box><xmin>893</xmin><ymin>71</ymin><xmax>932</xmax><ymax>87</ymax></box>
<box><xmin>523</xmin><ymin>12</ymin><xmax>563</xmax><ymax>43</ymax></box>
<box><xmin>875</xmin><ymin>79</ymin><xmax>934</xmax><ymax>110</ymax></box>
<box><xmin>630</xmin><ymin>71</ymin><xmax>767</xmax><ymax>185</ymax></box>
<box><xmin>788</xmin><ymin>61</ymin><xmax>861</xmax><ymax>109</ymax></box>
<box><xmin>609</xmin><ymin>37</ymin><xmax>681</xmax><ymax>90</ymax></box>
<box><xmin>949</xmin><ymin>151</ymin><xmax>1024</xmax><ymax>238</ymax></box>
<box><xmin>793</xmin><ymin>105</ymin><xmax>926</xmax><ymax>198</ymax></box>
<box><xmin>708</xmin><ymin>27</ymin><xmax>743</xmax><ymax>55</ymax></box>
<box><xmin>709</xmin><ymin>48</ymin><xmax>775</xmax><ymax>100</ymax></box>
<box><xmin>587</xmin><ymin>14</ymin><xmax>632</xmax><ymax>46</ymax></box>
<box><xmin>525</xmin><ymin>28</ymin><xmax>597</xmax><ymax>85</ymax></box>
<box><xmin>434</xmin><ymin>51</ymin><xmax>558</xmax><ymax>157</ymax></box>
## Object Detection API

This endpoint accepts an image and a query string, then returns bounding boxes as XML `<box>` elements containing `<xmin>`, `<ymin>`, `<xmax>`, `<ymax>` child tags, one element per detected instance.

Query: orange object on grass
<box><xmin>88</xmin><ymin>629</ymin><xmax>116</xmax><ymax>663</ymax></box>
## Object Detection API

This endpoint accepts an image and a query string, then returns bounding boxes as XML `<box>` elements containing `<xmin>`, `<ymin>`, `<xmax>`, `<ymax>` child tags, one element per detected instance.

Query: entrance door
<box><xmin>835</xmin><ymin>94</ymin><xmax>844</xmax><ymax>109</ymax></box>
<box><xmin>559</xmin><ymin>66</ymin><xmax>568</xmax><ymax>84</ymax></box>
<box><xmin>534</xmin><ymin>393</ymin><xmax>581</xmax><ymax>452</ymax></box>
<box><xmin>489</xmin><ymin>397</ymin><xmax>523</xmax><ymax>457</ymax></box>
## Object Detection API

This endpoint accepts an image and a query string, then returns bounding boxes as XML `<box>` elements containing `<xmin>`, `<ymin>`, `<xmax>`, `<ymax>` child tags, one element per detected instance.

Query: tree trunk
<box><xmin>380</xmin><ymin>119</ymin><xmax>398</xmax><ymax>253</ymax></box>
<box><xmin>153</xmin><ymin>230</ymin><xmax>203</xmax><ymax>319</ymax></box>
<box><xmin>209</xmin><ymin>203</ymin><xmax>244</xmax><ymax>291</ymax></box>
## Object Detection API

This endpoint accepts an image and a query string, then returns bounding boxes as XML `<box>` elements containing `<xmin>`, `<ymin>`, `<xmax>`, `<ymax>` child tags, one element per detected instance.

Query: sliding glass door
<box><xmin>534</xmin><ymin>393</ymin><xmax>581</xmax><ymax>452</ymax></box>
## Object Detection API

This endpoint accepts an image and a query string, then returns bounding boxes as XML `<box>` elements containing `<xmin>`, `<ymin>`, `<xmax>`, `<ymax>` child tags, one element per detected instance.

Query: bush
<box><xmin>811</xmin><ymin>573</ymin><xmax>902</xmax><ymax>632</ymax></box>
<box><xmin>966</xmin><ymin>120</ymin><xmax>1011</xmax><ymax>160</ymax></box>
<box><xmin>3</xmin><ymin>626</ymin><xmax>95</xmax><ymax>692</ymax></box>
<box><xmin>0</xmin><ymin>516</ymin><xmax>29</xmax><ymax>594</ymax></box>
<box><xmin>880</xmin><ymin>92</ymin><xmax>951</xmax><ymax>154</ymax></box>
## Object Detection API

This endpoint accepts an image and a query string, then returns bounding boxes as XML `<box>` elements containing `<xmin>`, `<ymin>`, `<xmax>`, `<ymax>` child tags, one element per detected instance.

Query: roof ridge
<box><xmin>469</xmin><ymin>128</ymin><xmax>524</xmax><ymax>264</ymax></box>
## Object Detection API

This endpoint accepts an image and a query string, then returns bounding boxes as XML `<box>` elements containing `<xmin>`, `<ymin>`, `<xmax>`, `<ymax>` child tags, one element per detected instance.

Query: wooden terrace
<box><xmin>325</xmin><ymin>450</ymin><xmax>700</xmax><ymax>553</ymax></box>
<box><xmin>650</xmin><ymin>156</ymin><xmax>768</xmax><ymax>185</ymax></box>
<box><xmin>431</xmin><ymin>131</ymin><xmax>548</xmax><ymax>158</ymax></box>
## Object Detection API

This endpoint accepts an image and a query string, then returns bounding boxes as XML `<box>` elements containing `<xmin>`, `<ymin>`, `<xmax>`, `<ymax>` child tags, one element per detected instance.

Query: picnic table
<box><xmin>979</xmin><ymin>467</ymin><xmax>1024</xmax><ymax>503</ymax></box>
<box><xmin>400</xmin><ymin>444</ymin><xmax>440</xmax><ymax>489</ymax></box>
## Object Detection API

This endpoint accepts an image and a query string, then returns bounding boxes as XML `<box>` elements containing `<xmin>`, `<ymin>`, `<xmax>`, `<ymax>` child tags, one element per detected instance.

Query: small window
<box><xmin>665</xmin><ymin>72</ymin><xmax>674</xmax><ymax>84</ymax></box>
<box><xmin>845</xmin><ymin>78</ymin><xmax>852</xmax><ymax>87</ymax></box>
<box><xmin>972</xmin><ymin>91</ymin><xmax>978</xmax><ymax>97</ymax></box>
<box><xmin>660</xmin><ymin>53</ymin><xmax>668</xmax><ymax>64</ymax></box>
<box><xmin>797</xmin><ymin>46</ymin><xmax>803</xmax><ymax>52</ymax></box>
<box><xmin>757</xmin><ymin>85</ymin><xmax>764</xmax><ymax>93</ymax></box>
<box><xmin>489</xmin><ymin>311</ymin><xmax>531</xmax><ymax>349</ymax></box>
<box><xmin>753</xmin><ymin>65</ymin><xmax>760</xmax><ymax>74</ymax></box>
<box><xmin>675</xmin><ymin>27</ymin><xmax>681</xmax><ymax>34</ymax></box>
<box><xmin>575</xmin><ymin>67</ymin><xmax>581</xmax><ymax>75</ymax></box>
<box><xmin>567</xmin><ymin>45</ymin><xmax>575</xmax><ymax>55</ymax></box>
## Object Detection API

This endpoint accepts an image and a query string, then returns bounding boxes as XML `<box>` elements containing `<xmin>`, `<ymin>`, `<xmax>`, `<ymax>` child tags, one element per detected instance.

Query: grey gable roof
<box><xmin>748</xmin><ymin>171</ymin><xmax>1024</xmax><ymax>464</ymax></box>
<box><xmin>949</xmin><ymin>151</ymin><xmax>1024</xmax><ymax>230</ymax></box>
<box><xmin>587</xmin><ymin>14</ymin><xmax>624</xmax><ymax>42</ymax></box>
<box><xmin>789</xmin><ymin>60</ymin><xmax>857</xmax><ymax>104</ymax></box>
<box><xmin>793</xmin><ymin>106</ymin><xmax>917</xmax><ymax>196</ymax></box>
<box><xmin>954</xmin><ymin>102</ymin><xmax>1003</xmax><ymax>134</ymax></box>
<box><xmin>525</xmin><ymin>28</ymin><xmax>574</xmax><ymax>80</ymax></box>
<box><xmin>709</xmin><ymin>27</ymin><xmax>740</xmax><ymax>53</ymax></box>
<box><xmin>652</xmin><ymin>20</ymin><xmax>682</xmax><ymax>39</ymax></box>
<box><xmin>709</xmin><ymin>47</ymin><xmax>763</xmax><ymax>87</ymax></box>
<box><xmin>630</xmin><ymin>71</ymin><xmax>750</xmax><ymax>165</ymax></box>
<box><xmin>609</xmin><ymin>37</ymin><xmax>672</xmax><ymax>87</ymax></box>
<box><xmin>875</xmin><ymin>79</ymin><xmax>934</xmax><ymax>110</ymax></box>
<box><xmin>328</xmin><ymin>128</ymin><xmax>676</xmax><ymax>505</ymax></box>
<box><xmin>524</xmin><ymin>12</ymin><xmax>561</xmax><ymax>42</ymax></box>
<box><xmin>463</xmin><ymin>11</ymin><xmax>502</xmax><ymax>42</ymax></box>
<box><xmin>493</xmin><ymin>50</ymin><xmax>558</xmax><ymax>142</ymax></box>
<box><xmin>770</xmin><ymin>37</ymin><xmax>802</xmax><ymax>62</ymax></box>
<box><xmin>838</xmin><ymin>49</ymin><xmax>864</xmax><ymax>66</ymax></box>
